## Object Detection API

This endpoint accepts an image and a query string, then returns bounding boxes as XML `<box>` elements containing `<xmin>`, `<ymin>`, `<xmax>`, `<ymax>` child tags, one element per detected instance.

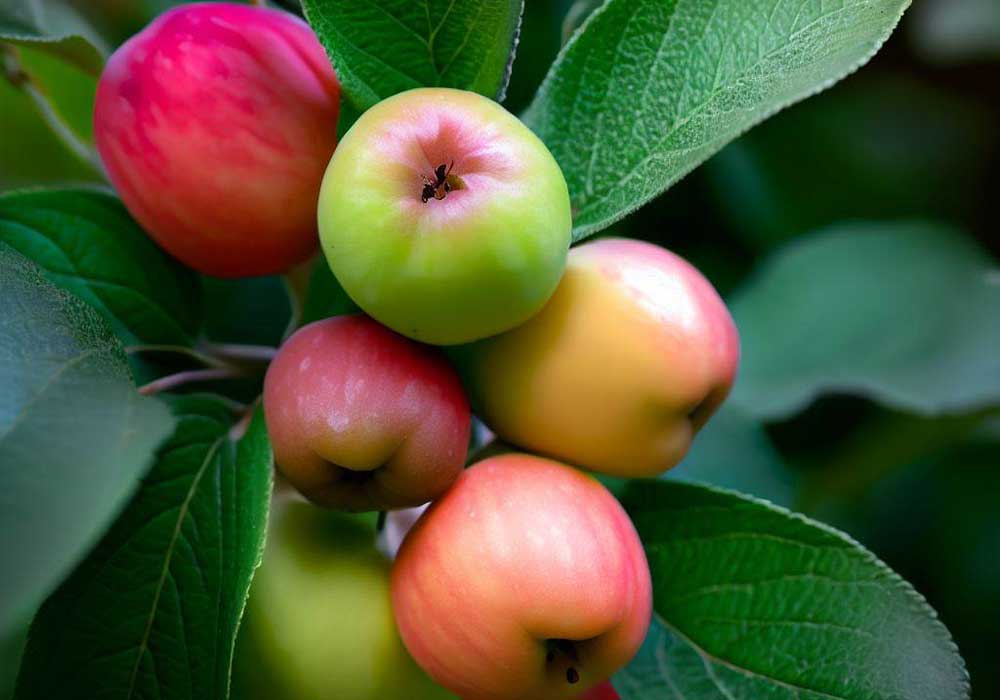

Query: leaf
<box><xmin>0</xmin><ymin>0</ymin><xmax>107</xmax><ymax>75</ymax></box>
<box><xmin>300</xmin><ymin>257</ymin><xmax>359</xmax><ymax>325</ymax></box>
<box><xmin>524</xmin><ymin>0</ymin><xmax>912</xmax><ymax>242</ymax></box>
<box><xmin>729</xmin><ymin>222</ymin><xmax>1000</xmax><ymax>420</ymax></box>
<box><xmin>202</xmin><ymin>276</ymin><xmax>291</xmax><ymax>347</ymax></box>
<box><xmin>0</xmin><ymin>244</ymin><xmax>175</xmax><ymax>634</ymax></box>
<box><xmin>14</xmin><ymin>396</ymin><xmax>274</xmax><ymax>700</ymax></box>
<box><xmin>616</xmin><ymin>480</ymin><xmax>969</xmax><ymax>700</ymax></box>
<box><xmin>0</xmin><ymin>188</ymin><xmax>202</xmax><ymax>346</ymax></box>
<box><xmin>702</xmin><ymin>75</ymin><xmax>996</xmax><ymax>249</ymax></box>
<box><xmin>669</xmin><ymin>404</ymin><xmax>795</xmax><ymax>507</ymax></box>
<box><xmin>301</xmin><ymin>0</ymin><xmax>525</xmax><ymax>111</ymax></box>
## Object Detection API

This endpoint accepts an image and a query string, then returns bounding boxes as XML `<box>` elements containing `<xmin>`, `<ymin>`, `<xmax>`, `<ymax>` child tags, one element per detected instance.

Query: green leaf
<box><xmin>0</xmin><ymin>244</ymin><xmax>175</xmax><ymax>634</ymax></box>
<box><xmin>300</xmin><ymin>257</ymin><xmax>359</xmax><ymax>326</ymax></box>
<box><xmin>524</xmin><ymin>0</ymin><xmax>911</xmax><ymax>241</ymax></box>
<box><xmin>14</xmin><ymin>396</ymin><xmax>274</xmax><ymax>700</ymax></box>
<box><xmin>0</xmin><ymin>188</ymin><xmax>202</xmax><ymax>346</ymax></box>
<box><xmin>617</xmin><ymin>480</ymin><xmax>969</xmax><ymax>700</ymax></box>
<box><xmin>669</xmin><ymin>404</ymin><xmax>795</xmax><ymax>507</ymax></box>
<box><xmin>0</xmin><ymin>0</ymin><xmax>107</xmax><ymax>75</ymax></box>
<box><xmin>301</xmin><ymin>0</ymin><xmax>525</xmax><ymax>111</ymax></box>
<box><xmin>729</xmin><ymin>222</ymin><xmax>1000</xmax><ymax>420</ymax></box>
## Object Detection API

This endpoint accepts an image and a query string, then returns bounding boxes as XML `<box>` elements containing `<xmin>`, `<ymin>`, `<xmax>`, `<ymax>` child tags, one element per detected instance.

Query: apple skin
<box><xmin>244</xmin><ymin>501</ymin><xmax>456</xmax><ymax>700</ymax></box>
<box><xmin>263</xmin><ymin>315</ymin><xmax>470</xmax><ymax>511</ymax></box>
<box><xmin>456</xmin><ymin>238</ymin><xmax>739</xmax><ymax>478</ymax></box>
<box><xmin>579</xmin><ymin>682</ymin><xmax>620</xmax><ymax>700</ymax></box>
<box><xmin>317</xmin><ymin>87</ymin><xmax>572</xmax><ymax>345</ymax></box>
<box><xmin>94</xmin><ymin>2</ymin><xmax>339</xmax><ymax>277</ymax></box>
<box><xmin>391</xmin><ymin>454</ymin><xmax>652</xmax><ymax>700</ymax></box>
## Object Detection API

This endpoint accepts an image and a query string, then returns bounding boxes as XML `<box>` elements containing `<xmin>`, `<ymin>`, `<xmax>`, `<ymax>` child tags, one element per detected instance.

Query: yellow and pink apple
<box><xmin>458</xmin><ymin>238</ymin><xmax>739</xmax><ymax>477</ymax></box>
<box><xmin>94</xmin><ymin>2</ymin><xmax>340</xmax><ymax>277</ymax></box>
<box><xmin>391</xmin><ymin>454</ymin><xmax>651</xmax><ymax>700</ymax></box>
<box><xmin>317</xmin><ymin>88</ymin><xmax>572</xmax><ymax>345</ymax></box>
<box><xmin>263</xmin><ymin>315</ymin><xmax>470</xmax><ymax>511</ymax></box>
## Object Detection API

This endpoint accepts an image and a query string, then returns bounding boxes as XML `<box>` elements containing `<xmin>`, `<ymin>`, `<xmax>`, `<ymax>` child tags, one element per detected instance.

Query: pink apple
<box><xmin>458</xmin><ymin>238</ymin><xmax>739</xmax><ymax>477</ymax></box>
<box><xmin>263</xmin><ymin>315</ymin><xmax>470</xmax><ymax>511</ymax></box>
<box><xmin>94</xmin><ymin>2</ymin><xmax>339</xmax><ymax>277</ymax></box>
<box><xmin>392</xmin><ymin>454</ymin><xmax>651</xmax><ymax>700</ymax></box>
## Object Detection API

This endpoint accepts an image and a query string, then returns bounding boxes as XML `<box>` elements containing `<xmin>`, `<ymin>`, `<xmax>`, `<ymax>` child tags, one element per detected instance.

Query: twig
<box><xmin>138</xmin><ymin>367</ymin><xmax>244</xmax><ymax>396</ymax></box>
<box><xmin>199</xmin><ymin>341</ymin><xmax>278</xmax><ymax>364</ymax></box>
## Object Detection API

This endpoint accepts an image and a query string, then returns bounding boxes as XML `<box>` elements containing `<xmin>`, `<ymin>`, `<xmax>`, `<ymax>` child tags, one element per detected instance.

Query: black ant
<box><xmin>421</xmin><ymin>161</ymin><xmax>463</xmax><ymax>203</ymax></box>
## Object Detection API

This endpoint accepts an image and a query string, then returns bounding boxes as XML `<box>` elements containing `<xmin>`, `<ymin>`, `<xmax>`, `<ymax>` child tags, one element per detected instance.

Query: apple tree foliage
<box><xmin>4</xmin><ymin>0</ymin><xmax>998</xmax><ymax>698</ymax></box>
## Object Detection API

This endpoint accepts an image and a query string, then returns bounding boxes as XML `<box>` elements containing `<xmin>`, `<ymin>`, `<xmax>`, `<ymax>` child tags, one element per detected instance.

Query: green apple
<box><xmin>242</xmin><ymin>500</ymin><xmax>455</xmax><ymax>700</ymax></box>
<box><xmin>317</xmin><ymin>88</ymin><xmax>572</xmax><ymax>345</ymax></box>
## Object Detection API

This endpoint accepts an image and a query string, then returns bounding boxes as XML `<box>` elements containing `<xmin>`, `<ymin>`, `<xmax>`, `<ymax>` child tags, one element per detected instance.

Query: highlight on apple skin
<box><xmin>391</xmin><ymin>453</ymin><xmax>652</xmax><ymax>700</ymax></box>
<box><xmin>262</xmin><ymin>315</ymin><xmax>471</xmax><ymax>511</ymax></box>
<box><xmin>94</xmin><ymin>2</ymin><xmax>340</xmax><ymax>277</ymax></box>
<box><xmin>245</xmin><ymin>501</ymin><xmax>456</xmax><ymax>700</ymax></box>
<box><xmin>317</xmin><ymin>87</ymin><xmax>572</xmax><ymax>345</ymax></box>
<box><xmin>457</xmin><ymin>237</ymin><xmax>740</xmax><ymax>478</ymax></box>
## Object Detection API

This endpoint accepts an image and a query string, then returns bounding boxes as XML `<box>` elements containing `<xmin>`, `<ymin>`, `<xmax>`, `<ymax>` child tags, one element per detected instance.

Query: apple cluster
<box><xmin>94</xmin><ymin>4</ymin><xmax>739</xmax><ymax>700</ymax></box>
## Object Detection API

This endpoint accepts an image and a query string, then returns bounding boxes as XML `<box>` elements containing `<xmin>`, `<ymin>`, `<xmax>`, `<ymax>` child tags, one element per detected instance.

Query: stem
<box><xmin>138</xmin><ymin>367</ymin><xmax>245</xmax><ymax>396</ymax></box>
<box><xmin>1</xmin><ymin>46</ymin><xmax>108</xmax><ymax>181</ymax></box>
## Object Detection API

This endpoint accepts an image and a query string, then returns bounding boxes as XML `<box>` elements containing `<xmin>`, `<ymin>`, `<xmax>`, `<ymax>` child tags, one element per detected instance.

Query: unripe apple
<box><xmin>94</xmin><ymin>2</ymin><xmax>339</xmax><ymax>277</ymax></box>
<box><xmin>263</xmin><ymin>315</ymin><xmax>470</xmax><ymax>511</ymax></box>
<box><xmin>391</xmin><ymin>454</ymin><xmax>652</xmax><ymax>700</ymax></box>
<box><xmin>457</xmin><ymin>238</ymin><xmax>739</xmax><ymax>477</ymax></box>
<box><xmin>245</xmin><ymin>501</ymin><xmax>455</xmax><ymax>700</ymax></box>
<box><xmin>317</xmin><ymin>87</ymin><xmax>572</xmax><ymax>345</ymax></box>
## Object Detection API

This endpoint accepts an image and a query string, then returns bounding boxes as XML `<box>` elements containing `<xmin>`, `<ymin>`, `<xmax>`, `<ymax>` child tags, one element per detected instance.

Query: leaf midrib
<box><xmin>125</xmin><ymin>435</ymin><xmax>226</xmax><ymax>699</ymax></box>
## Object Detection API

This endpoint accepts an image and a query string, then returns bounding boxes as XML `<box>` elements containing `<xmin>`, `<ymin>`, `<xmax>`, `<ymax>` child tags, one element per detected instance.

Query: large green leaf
<box><xmin>617</xmin><ymin>480</ymin><xmax>969</xmax><ymax>700</ymax></box>
<box><xmin>0</xmin><ymin>0</ymin><xmax>107</xmax><ymax>75</ymax></box>
<box><xmin>524</xmin><ymin>0</ymin><xmax>911</xmax><ymax>241</ymax></box>
<box><xmin>0</xmin><ymin>189</ymin><xmax>202</xmax><ymax>346</ymax></box>
<box><xmin>301</xmin><ymin>0</ymin><xmax>524</xmax><ymax>111</ymax></box>
<box><xmin>729</xmin><ymin>222</ymin><xmax>1000</xmax><ymax>420</ymax></box>
<box><xmin>15</xmin><ymin>396</ymin><xmax>274</xmax><ymax>700</ymax></box>
<box><xmin>0</xmin><ymin>244</ymin><xmax>175</xmax><ymax>634</ymax></box>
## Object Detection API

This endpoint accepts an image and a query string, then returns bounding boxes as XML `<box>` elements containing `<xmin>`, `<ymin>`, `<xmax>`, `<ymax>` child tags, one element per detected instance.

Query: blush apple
<box><xmin>391</xmin><ymin>454</ymin><xmax>651</xmax><ymax>700</ymax></box>
<box><xmin>317</xmin><ymin>88</ymin><xmax>572</xmax><ymax>345</ymax></box>
<box><xmin>457</xmin><ymin>238</ymin><xmax>739</xmax><ymax>477</ymax></box>
<box><xmin>263</xmin><ymin>315</ymin><xmax>470</xmax><ymax>511</ymax></box>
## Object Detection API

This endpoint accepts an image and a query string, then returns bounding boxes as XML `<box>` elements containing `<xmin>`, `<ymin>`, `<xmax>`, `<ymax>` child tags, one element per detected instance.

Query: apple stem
<box><xmin>138</xmin><ymin>367</ymin><xmax>248</xmax><ymax>396</ymax></box>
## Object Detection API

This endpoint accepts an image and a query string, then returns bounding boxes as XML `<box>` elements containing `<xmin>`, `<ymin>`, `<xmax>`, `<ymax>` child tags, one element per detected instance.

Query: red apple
<box><xmin>579</xmin><ymin>681</ymin><xmax>620</xmax><ymax>700</ymax></box>
<box><xmin>94</xmin><ymin>2</ymin><xmax>339</xmax><ymax>277</ymax></box>
<box><xmin>458</xmin><ymin>238</ymin><xmax>739</xmax><ymax>477</ymax></box>
<box><xmin>392</xmin><ymin>454</ymin><xmax>651</xmax><ymax>700</ymax></box>
<box><xmin>263</xmin><ymin>315</ymin><xmax>470</xmax><ymax>511</ymax></box>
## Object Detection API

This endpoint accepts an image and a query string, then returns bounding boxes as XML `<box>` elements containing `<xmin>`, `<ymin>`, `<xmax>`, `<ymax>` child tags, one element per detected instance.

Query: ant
<box><xmin>421</xmin><ymin>161</ymin><xmax>462</xmax><ymax>203</ymax></box>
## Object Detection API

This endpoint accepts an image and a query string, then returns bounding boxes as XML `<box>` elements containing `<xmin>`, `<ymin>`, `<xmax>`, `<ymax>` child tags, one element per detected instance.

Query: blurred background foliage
<box><xmin>1</xmin><ymin>0</ymin><xmax>998</xmax><ymax>697</ymax></box>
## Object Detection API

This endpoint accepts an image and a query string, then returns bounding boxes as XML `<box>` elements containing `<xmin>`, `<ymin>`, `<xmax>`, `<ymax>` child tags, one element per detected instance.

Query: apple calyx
<box><xmin>547</xmin><ymin>638</ymin><xmax>582</xmax><ymax>685</ymax></box>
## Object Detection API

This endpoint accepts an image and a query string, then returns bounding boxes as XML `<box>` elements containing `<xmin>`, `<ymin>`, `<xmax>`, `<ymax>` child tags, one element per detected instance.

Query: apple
<box><xmin>94</xmin><ymin>2</ymin><xmax>339</xmax><ymax>277</ymax></box>
<box><xmin>579</xmin><ymin>682</ymin><xmax>620</xmax><ymax>700</ymax></box>
<box><xmin>391</xmin><ymin>454</ymin><xmax>652</xmax><ymax>700</ymax></box>
<box><xmin>243</xmin><ymin>501</ymin><xmax>455</xmax><ymax>700</ymax></box>
<box><xmin>457</xmin><ymin>238</ymin><xmax>739</xmax><ymax>477</ymax></box>
<box><xmin>263</xmin><ymin>315</ymin><xmax>470</xmax><ymax>511</ymax></box>
<box><xmin>317</xmin><ymin>87</ymin><xmax>572</xmax><ymax>345</ymax></box>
